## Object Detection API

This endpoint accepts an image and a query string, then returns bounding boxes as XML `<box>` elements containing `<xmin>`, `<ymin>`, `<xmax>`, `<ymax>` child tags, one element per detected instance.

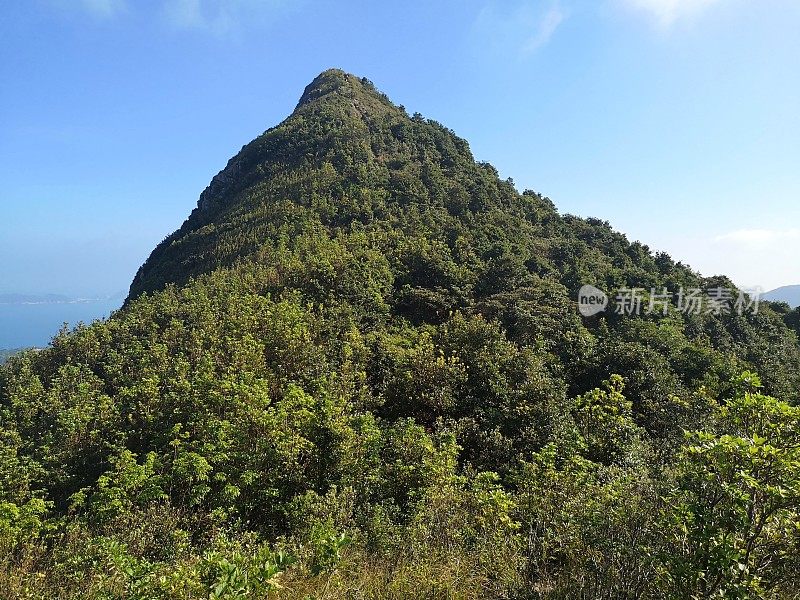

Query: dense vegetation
<box><xmin>2</xmin><ymin>70</ymin><xmax>799</xmax><ymax>598</ymax></box>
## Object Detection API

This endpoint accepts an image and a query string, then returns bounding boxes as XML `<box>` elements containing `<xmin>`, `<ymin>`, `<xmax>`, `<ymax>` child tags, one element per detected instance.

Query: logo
<box><xmin>578</xmin><ymin>285</ymin><xmax>608</xmax><ymax>317</ymax></box>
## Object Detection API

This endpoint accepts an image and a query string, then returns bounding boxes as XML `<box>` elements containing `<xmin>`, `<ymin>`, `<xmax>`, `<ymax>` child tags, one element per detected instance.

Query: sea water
<box><xmin>0</xmin><ymin>299</ymin><xmax>121</xmax><ymax>349</ymax></box>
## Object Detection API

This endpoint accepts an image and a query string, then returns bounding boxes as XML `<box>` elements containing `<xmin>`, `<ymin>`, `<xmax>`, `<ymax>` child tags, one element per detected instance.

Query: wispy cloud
<box><xmin>48</xmin><ymin>0</ymin><xmax>127</xmax><ymax>20</ymax></box>
<box><xmin>522</xmin><ymin>4</ymin><xmax>566</xmax><ymax>54</ymax></box>
<box><xmin>619</xmin><ymin>0</ymin><xmax>723</xmax><ymax>28</ymax></box>
<box><xmin>476</xmin><ymin>1</ymin><xmax>568</xmax><ymax>57</ymax></box>
<box><xmin>162</xmin><ymin>0</ymin><xmax>226</xmax><ymax>35</ymax></box>
<box><xmin>84</xmin><ymin>0</ymin><xmax>126</xmax><ymax>18</ymax></box>
<box><xmin>160</xmin><ymin>0</ymin><xmax>292</xmax><ymax>37</ymax></box>
<box><xmin>714</xmin><ymin>228</ymin><xmax>800</xmax><ymax>244</ymax></box>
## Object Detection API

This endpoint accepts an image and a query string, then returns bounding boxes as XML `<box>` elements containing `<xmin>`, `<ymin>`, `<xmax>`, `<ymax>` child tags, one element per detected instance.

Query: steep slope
<box><xmin>2</xmin><ymin>70</ymin><xmax>800</xmax><ymax>598</ymax></box>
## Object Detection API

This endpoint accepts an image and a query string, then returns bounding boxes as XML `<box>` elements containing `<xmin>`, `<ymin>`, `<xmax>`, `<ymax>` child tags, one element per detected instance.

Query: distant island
<box><xmin>0</xmin><ymin>293</ymin><xmax>72</xmax><ymax>304</ymax></box>
<box><xmin>764</xmin><ymin>285</ymin><xmax>800</xmax><ymax>308</ymax></box>
<box><xmin>0</xmin><ymin>292</ymin><xmax>125</xmax><ymax>305</ymax></box>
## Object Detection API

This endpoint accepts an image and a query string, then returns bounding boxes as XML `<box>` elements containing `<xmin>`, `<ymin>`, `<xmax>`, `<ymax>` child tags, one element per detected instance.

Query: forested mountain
<box><xmin>2</xmin><ymin>69</ymin><xmax>800</xmax><ymax>599</ymax></box>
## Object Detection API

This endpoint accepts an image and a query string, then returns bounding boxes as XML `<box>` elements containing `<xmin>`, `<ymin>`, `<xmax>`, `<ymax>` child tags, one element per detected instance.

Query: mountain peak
<box><xmin>294</xmin><ymin>68</ymin><xmax>395</xmax><ymax>113</ymax></box>
<box><xmin>295</xmin><ymin>68</ymin><xmax>353</xmax><ymax>107</ymax></box>
<box><xmin>126</xmin><ymin>70</ymin><xmax>476</xmax><ymax>300</ymax></box>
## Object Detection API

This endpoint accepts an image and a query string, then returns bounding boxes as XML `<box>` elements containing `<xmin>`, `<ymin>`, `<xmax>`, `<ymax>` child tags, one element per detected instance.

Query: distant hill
<box><xmin>764</xmin><ymin>285</ymin><xmax>800</xmax><ymax>307</ymax></box>
<box><xmin>0</xmin><ymin>348</ymin><xmax>30</xmax><ymax>363</ymax></box>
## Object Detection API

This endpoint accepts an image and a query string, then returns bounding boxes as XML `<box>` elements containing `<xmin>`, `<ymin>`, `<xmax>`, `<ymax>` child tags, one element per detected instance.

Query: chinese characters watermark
<box><xmin>577</xmin><ymin>285</ymin><xmax>762</xmax><ymax>317</ymax></box>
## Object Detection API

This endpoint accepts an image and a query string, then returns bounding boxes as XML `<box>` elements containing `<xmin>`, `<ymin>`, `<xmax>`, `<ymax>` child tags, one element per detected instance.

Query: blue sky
<box><xmin>1</xmin><ymin>0</ymin><xmax>798</xmax><ymax>296</ymax></box>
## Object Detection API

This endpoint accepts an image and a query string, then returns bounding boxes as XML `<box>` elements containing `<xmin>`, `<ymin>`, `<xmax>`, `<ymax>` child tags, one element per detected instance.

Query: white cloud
<box><xmin>476</xmin><ymin>1</ymin><xmax>567</xmax><ymax>56</ymax></box>
<box><xmin>620</xmin><ymin>0</ymin><xmax>723</xmax><ymax>27</ymax></box>
<box><xmin>714</xmin><ymin>228</ymin><xmax>800</xmax><ymax>244</ymax></box>
<box><xmin>161</xmin><ymin>0</ymin><xmax>291</xmax><ymax>37</ymax></box>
